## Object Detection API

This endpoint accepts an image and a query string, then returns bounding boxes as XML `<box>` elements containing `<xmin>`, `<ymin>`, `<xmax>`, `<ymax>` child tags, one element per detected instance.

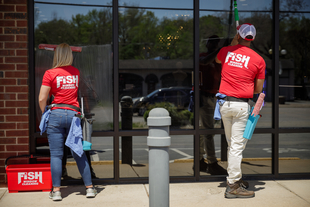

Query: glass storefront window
<box><xmin>279</xmin><ymin>133</ymin><xmax>310</xmax><ymax>174</ymax></box>
<box><xmin>35</xmin><ymin>0</ymin><xmax>112</xmax><ymax>5</ymax></box>
<box><xmin>278</xmin><ymin>10</ymin><xmax>310</xmax><ymax>127</ymax></box>
<box><xmin>217</xmin><ymin>134</ymin><xmax>272</xmax><ymax>176</ymax></box>
<box><xmin>200</xmin><ymin>0</ymin><xmax>272</xmax><ymax>11</ymax></box>
<box><xmin>120</xmin><ymin>135</ymin><xmax>194</xmax><ymax>178</ymax></box>
<box><xmin>65</xmin><ymin>136</ymin><xmax>114</xmax><ymax>179</ymax></box>
<box><xmin>34</xmin><ymin>3</ymin><xmax>113</xmax><ymax>132</ymax></box>
<box><xmin>119</xmin><ymin>0</ymin><xmax>193</xmax><ymax>9</ymax></box>
<box><xmin>199</xmin><ymin>10</ymin><xmax>272</xmax><ymax>129</ymax></box>
<box><xmin>118</xmin><ymin>8</ymin><xmax>194</xmax><ymax>129</ymax></box>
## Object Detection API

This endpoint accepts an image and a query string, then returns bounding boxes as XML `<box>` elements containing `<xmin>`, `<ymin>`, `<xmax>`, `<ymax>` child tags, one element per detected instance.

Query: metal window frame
<box><xmin>28</xmin><ymin>0</ymin><xmax>310</xmax><ymax>185</ymax></box>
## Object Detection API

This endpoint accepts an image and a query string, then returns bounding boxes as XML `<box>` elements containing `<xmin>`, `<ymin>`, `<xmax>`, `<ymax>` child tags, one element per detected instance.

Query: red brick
<box><xmin>0</xmin><ymin>108</ymin><xmax>15</xmax><ymax>114</ymax></box>
<box><xmin>0</xmin><ymin>146</ymin><xmax>4</xmax><ymax>152</ymax></box>
<box><xmin>0</xmin><ymin>50</ymin><xmax>15</xmax><ymax>56</ymax></box>
<box><xmin>0</xmin><ymin>138</ymin><xmax>16</xmax><ymax>144</ymax></box>
<box><xmin>17</xmin><ymin>137</ymin><xmax>28</xmax><ymax>144</ymax></box>
<box><xmin>6</xmin><ymin>145</ymin><xmax>28</xmax><ymax>151</ymax></box>
<box><xmin>4</xmin><ymin>0</ymin><xmax>27</xmax><ymax>4</ymax></box>
<box><xmin>5</xmin><ymin>57</ymin><xmax>27</xmax><ymax>63</ymax></box>
<box><xmin>5</xmin><ymin>28</ymin><xmax>27</xmax><ymax>34</ymax></box>
<box><xmin>16</xmin><ymin>6</ymin><xmax>27</xmax><ymax>12</ymax></box>
<box><xmin>0</xmin><ymin>28</ymin><xmax>2</xmax><ymax>33</ymax></box>
<box><xmin>16</xmin><ymin>35</ymin><xmax>26</xmax><ymax>42</ymax></box>
<box><xmin>0</xmin><ymin>64</ymin><xmax>15</xmax><ymax>70</ymax></box>
<box><xmin>5</xmin><ymin>100</ymin><xmax>28</xmax><ymax>107</ymax></box>
<box><xmin>6</xmin><ymin>86</ymin><xmax>28</xmax><ymax>93</ymax></box>
<box><xmin>6</xmin><ymin>115</ymin><xmax>28</xmax><ymax>122</ymax></box>
<box><xmin>0</xmin><ymin>152</ymin><xmax>18</xmax><ymax>159</ymax></box>
<box><xmin>17</xmin><ymin>108</ymin><xmax>28</xmax><ymax>114</ymax></box>
<box><xmin>0</xmin><ymin>58</ymin><xmax>3</xmax><ymax>63</ymax></box>
<box><xmin>17</xmin><ymin>94</ymin><xmax>27</xmax><ymax>99</ymax></box>
<box><xmin>4</xmin><ymin>13</ymin><xmax>26</xmax><ymax>19</ymax></box>
<box><xmin>16</xmin><ymin>50</ymin><xmax>27</xmax><ymax>56</ymax></box>
<box><xmin>16</xmin><ymin>64</ymin><xmax>27</xmax><ymax>70</ymax></box>
<box><xmin>5</xmin><ymin>42</ymin><xmax>27</xmax><ymax>49</ymax></box>
<box><xmin>0</xmin><ymin>168</ymin><xmax>6</xmax><ymax>174</ymax></box>
<box><xmin>5</xmin><ymin>71</ymin><xmax>28</xmax><ymax>78</ymax></box>
<box><xmin>6</xmin><ymin>130</ymin><xmax>29</xmax><ymax>137</ymax></box>
<box><xmin>0</xmin><ymin>123</ymin><xmax>16</xmax><ymax>129</ymax></box>
<box><xmin>0</xmin><ymin>79</ymin><xmax>16</xmax><ymax>85</ymax></box>
<box><xmin>0</xmin><ymin>35</ymin><xmax>14</xmax><ymax>41</ymax></box>
<box><xmin>0</xmin><ymin>131</ymin><xmax>4</xmax><ymax>136</ymax></box>
<box><xmin>0</xmin><ymin>13</ymin><xmax>3</xmax><ymax>19</ymax></box>
<box><xmin>0</xmin><ymin>101</ymin><xmax>3</xmax><ymax>107</ymax></box>
<box><xmin>0</xmin><ymin>6</ymin><xmax>15</xmax><ymax>12</ymax></box>
<box><xmin>17</xmin><ymin>20</ymin><xmax>27</xmax><ymax>27</ymax></box>
<box><xmin>0</xmin><ymin>20</ymin><xmax>15</xmax><ymax>27</ymax></box>
<box><xmin>17</xmin><ymin>79</ymin><xmax>28</xmax><ymax>85</ymax></box>
<box><xmin>17</xmin><ymin>123</ymin><xmax>28</xmax><ymax>129</ymax></box>
<box><xmin>0</xmin><ymin>116</ymin><xmax>4</xmax><ymax>122</ymax></box>
<box><xmin>0</xmin><ymin>87</ymin><xmax>3</xmax><ymax>92</ymax></box>
<box><xmin>0</xmin><ymin>94</ymin><xmax>16</xmax><ymax>100</ymax></box>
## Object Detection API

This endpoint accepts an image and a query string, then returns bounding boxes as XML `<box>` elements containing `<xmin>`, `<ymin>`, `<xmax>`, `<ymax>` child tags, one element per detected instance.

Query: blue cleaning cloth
<box><xmin>243</xmin><ymin>107</ymin><xmax>260</xmax><ymax>140</ymax></box>
<box><xmin>214</xmin><ymin>93</ymin><xmax>227</xmax><ymax>120</ymax></box>
<box><xmin>39</xmin><ymin>106</ymin><xmax>51</xmax><ymax>135</ymax></box>
<box><xmin>65</xmin><ymin>116</ymin><xmax>84</xmax><ymax>157</ymax></box>
<box><xmin>82</xmin><ymin>141</ymin><xmax>92</xmax><ymax>151</ymax></box>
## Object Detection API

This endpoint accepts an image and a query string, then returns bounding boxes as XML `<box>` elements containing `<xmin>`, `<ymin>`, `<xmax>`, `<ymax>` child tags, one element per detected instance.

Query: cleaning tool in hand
<box><xmin>243</xmin><ymin>93</ymin><xmax>265</xmax><ymax>140</ymax></box>
<box><xmin>234</xmin><ymin>0</ymin><xmax>239</xmax><ymax>30</ymax></box>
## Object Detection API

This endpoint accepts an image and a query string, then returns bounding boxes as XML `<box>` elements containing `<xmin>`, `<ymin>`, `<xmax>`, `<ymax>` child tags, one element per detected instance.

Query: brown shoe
<box><xmin>227</xmin><ymin>179</ymin><xmax>249</xmax><ymax>189</ymax></box>
<box><xmin>225</xmin><ymin>182</ymin><xmax>254</xmax><ymax>198</ymax></box>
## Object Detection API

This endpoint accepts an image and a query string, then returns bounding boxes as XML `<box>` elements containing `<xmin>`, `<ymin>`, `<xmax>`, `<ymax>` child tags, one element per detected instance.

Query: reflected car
<box><xmin>132</xmin><ymin>87</ymin><xmax>191</xmax><ymax>116</ymax></box>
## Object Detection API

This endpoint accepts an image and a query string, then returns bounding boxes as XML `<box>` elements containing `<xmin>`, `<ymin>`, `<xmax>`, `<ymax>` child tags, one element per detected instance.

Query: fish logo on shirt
<box><xmin>224</xmin><ymin>52</ymin><xmax>250</xmax><ymax>69</ymax></box>
<box><xmin>56</xmin><ymin>75</ymin><xmax>78</xmax><ymax>89</ymax></box>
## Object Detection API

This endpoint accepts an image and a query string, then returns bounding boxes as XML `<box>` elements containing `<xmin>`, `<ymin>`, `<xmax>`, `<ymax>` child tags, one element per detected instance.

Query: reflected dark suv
<box><xmin>132</xmin><ymin>87</ymin><xmax>191</xmax><ymax>116</ymax></box>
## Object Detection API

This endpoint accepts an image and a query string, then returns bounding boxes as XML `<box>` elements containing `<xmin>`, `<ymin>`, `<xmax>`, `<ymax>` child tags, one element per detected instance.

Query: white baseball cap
<box><xmin>237</xmin><ymin>23</ymin><xmax>256</xmax><ymax>41</ymax></box>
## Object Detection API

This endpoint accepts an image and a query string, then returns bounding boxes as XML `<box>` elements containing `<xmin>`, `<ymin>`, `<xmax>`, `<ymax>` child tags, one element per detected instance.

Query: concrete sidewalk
<box><xmin>0</xmin><ymin>179</ymin><xmax>309</xmax><ymax>207</ymax></box>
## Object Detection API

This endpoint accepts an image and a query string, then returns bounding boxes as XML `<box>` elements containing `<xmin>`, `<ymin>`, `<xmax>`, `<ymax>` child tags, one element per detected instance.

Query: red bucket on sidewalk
<box><xmin>5</xmin><ymin>155</ymin><xmax>52</xmax><ymax>193</ymax></box>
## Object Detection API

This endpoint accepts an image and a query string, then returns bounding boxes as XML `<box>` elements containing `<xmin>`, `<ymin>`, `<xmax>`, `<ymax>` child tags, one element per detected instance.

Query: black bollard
<box><xmin>120</xmin><ymin>96</ymin><xmax>133</xmax><ymax>165</ymax></box>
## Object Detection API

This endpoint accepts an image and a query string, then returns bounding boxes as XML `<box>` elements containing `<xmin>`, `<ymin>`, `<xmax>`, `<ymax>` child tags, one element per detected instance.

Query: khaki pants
<box><xmin>220</xmin><ymin>101</ymin><xmax>250</xmax><ymax>184</ymax></box>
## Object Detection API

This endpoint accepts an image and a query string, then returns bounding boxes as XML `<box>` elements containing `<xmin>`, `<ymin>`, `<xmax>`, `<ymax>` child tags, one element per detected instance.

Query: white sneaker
<box><xmin>49</xmin><ymin>191</ymin><xmax>62</xmax><ymax>201</ymax></box>
<box><xmin>86</xmin><ymin>187</ymin><xmax>97</xmax><ymax>198</ymax></box>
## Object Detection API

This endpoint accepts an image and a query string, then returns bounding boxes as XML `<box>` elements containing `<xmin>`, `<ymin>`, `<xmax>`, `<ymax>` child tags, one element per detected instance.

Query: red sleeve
<box><xmin>42</xmin><ymin>70</ymin><xmax>52</xmax><ymax>87</ymax></box>
<box><xmin>217</xmin><ymin>47</ymin><xmax>225</xmax><ymax>62</ymax></box>
<box><xmin>256</xmin><ymin>58</ymin><xmax>266</xmax><ymax>79</ymax></box>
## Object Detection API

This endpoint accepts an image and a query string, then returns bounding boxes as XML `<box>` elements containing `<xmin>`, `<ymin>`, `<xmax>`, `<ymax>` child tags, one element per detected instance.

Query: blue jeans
<box><xmin>47</xmin><ymin>109</ymin><xmax>92</xmax><ymax>187</ymax></box>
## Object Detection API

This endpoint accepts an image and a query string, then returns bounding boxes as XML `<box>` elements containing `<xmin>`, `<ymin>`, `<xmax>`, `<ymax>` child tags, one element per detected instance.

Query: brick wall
<box><xmin>0</xmin><ymin>0</ymin><xmax>29</xmax><ymax>183</ymax></box>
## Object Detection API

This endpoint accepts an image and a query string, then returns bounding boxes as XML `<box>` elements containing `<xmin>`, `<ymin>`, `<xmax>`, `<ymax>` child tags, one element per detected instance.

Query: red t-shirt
<box><xmin>42</xmin><ymin>65</ymin><xmax>80</xmax><ymax>111</ymax></box>
<box><xmin>217</xmin><ymin>44</ymin><xmax>265</xmax><ymax>98</ymax></box>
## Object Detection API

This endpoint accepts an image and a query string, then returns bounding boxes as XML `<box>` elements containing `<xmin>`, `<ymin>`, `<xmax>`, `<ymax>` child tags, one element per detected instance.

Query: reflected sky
<box><xmin>35</xmin><ymin>0</ymin><xmax>112</xmax><ymax>5</ymax></box>
<box><xmin>34</xmin><ymin>0</ymin><xmax>310</xmax><ymax>28</ymax></box>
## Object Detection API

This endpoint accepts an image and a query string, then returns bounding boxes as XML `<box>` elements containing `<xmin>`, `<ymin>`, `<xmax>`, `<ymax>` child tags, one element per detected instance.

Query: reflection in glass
<box><xmin>119</xmin><ymin>0</ymin><xmax>193</xmax><ymax>9</ymax></box>
<box><xmin>200</xmin><ymin>0</ymin><xmax>272</xmax><ymax>11</ymax></box>
<box><xmin>34</xmin><ymin>0</ymin><xmax>112</xmax><ymax>6</ymax></box>
<box><xmin>120</xmin><ymin>135</ymin><xmax>194</xmax><ymax>178</ymax></box>
<box><xmin>65</xmin><ymin>137</ymin><xmax>114</xmax><ymax>179</ymax></box>
<box><xmin>279</xmin><ymin>133</ymin><xmax>310</xmax><ymax>174</ymax></box>
<box><xmin>280</xmin><ymin>0</ymin><xmax>310</xmax><ymax>11</ymax></box>
<box><xmin>199</xmin><ymin>10</ymin><xmax>272</xmax><ymax>128</ymax></box>
<box><xmin>118</xmin><ymin>8</ymin><xmax>193</xmax><ymax>129</ymax></box>
<box><xmin>218</xmin><ymin>134</ymin><xmax>272</xmax><ymax>175</ymax></box>
<box><xmin>278</xmin><ymin>13</ymin><xmax>310</xmax><ymax>127</ymax></box>
<box><xmin>34</xmin><ymin>3</ymin><xmax>113</xmax><ymax>131</ymax></box>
